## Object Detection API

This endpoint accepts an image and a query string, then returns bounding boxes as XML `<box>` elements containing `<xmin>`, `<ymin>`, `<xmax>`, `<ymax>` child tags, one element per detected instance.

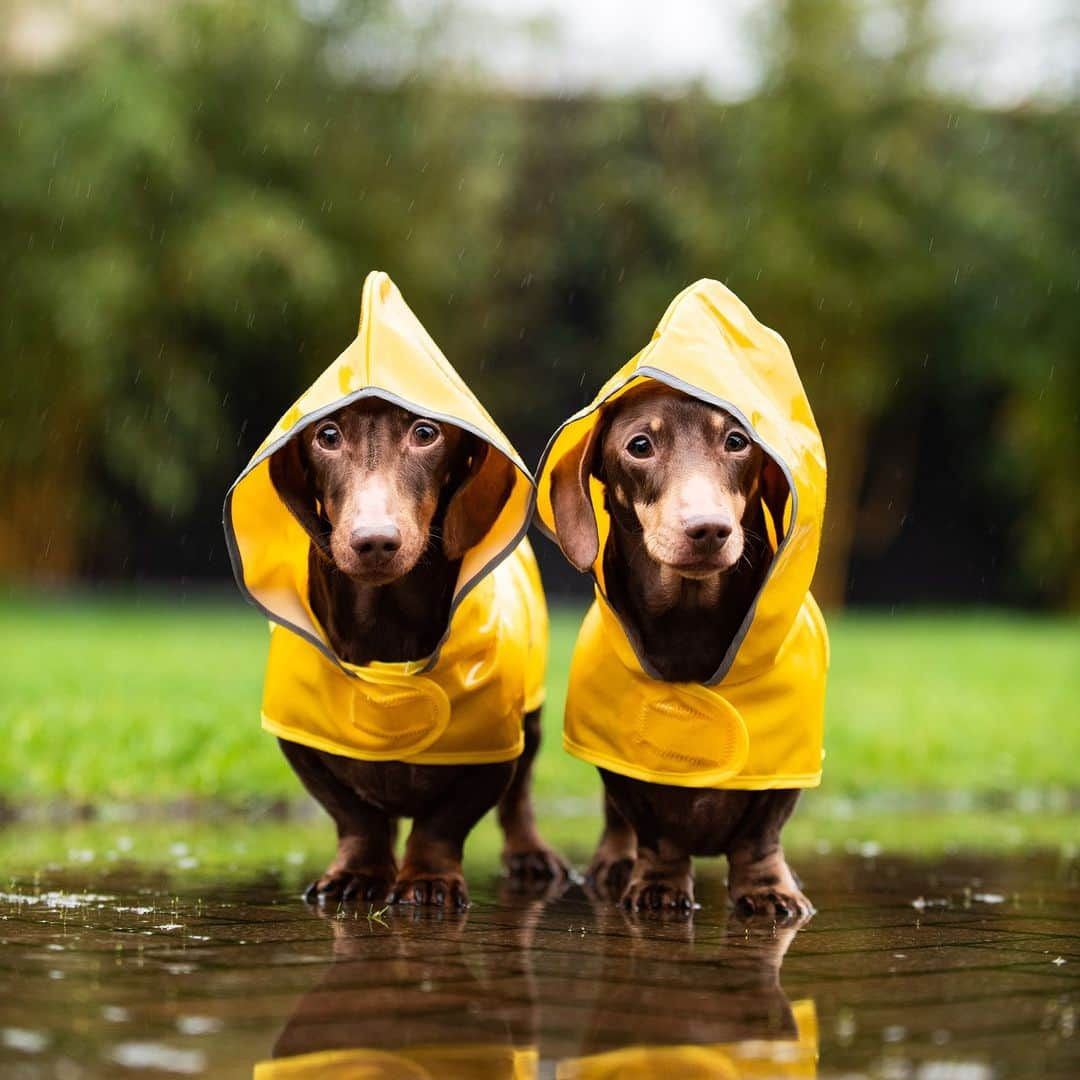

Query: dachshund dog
<box><xmin>270</xmin><ymin>397</ymin><xmax>563</xmax><ymax>909</ymax></box>
<box><xmin>549</xmin><ymin>382</ymin><xmax>812</xmax><ymax>919</ymax></box>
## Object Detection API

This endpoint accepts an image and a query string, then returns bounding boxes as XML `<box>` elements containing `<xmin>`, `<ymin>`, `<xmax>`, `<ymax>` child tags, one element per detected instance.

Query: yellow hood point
<box><xmin>224</xmin><ymin>271</ymin><xmax>547</xmax><ymax>765</ymax></box>
<box><xmin>536</xmin><ymin>279</ymin><xmax>828</xmax><ymax>790</ymax></box>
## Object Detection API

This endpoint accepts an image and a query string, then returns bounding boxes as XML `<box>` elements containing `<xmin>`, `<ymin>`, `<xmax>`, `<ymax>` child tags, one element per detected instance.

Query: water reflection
<box><xmin>258</xmin><ymin>886</ymin><xmax>550</xmax><ymax>1079</ymax></box>
<box><xmin>1</xmin><ymin>849</ymin><xmax>1075</xmax><ymax>1076</ymax></box>
<box><xmin>257</xmin><ymin>880</ymin><xmax>817</xmax><ymax>1078</ymax></box>
<box><xmin>553</xmin><ymin>906</ymin><xmax>816</xmax><ymax>1078</ymax></box>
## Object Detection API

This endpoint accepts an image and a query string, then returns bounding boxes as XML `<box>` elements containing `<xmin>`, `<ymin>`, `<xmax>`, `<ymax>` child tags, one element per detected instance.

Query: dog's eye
<box><xmin>724</xmin><ymin>431</ymin><xmax>750</xmax><ymax>453</ymax></box>
<box><xmin>411</xmin><ymin>421</ymin><xmax>440</xmax><ymax>446</ymax></box>
<box><xmin>315</xmin><ymin>423</ymin><xmax>342</xmax><ymax>450</ymax></box>
<box><xmin>626</xmin><ymin>435</ymin><xmax>654</xmax><ymax>459</ymax></box>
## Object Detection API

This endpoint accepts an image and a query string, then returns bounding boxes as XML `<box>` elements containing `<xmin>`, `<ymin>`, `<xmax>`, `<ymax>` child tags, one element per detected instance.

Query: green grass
<box><xmin>0</xmin><ymin>596</ymin><xmax>1077</xmax><ymax>806</ymax></box>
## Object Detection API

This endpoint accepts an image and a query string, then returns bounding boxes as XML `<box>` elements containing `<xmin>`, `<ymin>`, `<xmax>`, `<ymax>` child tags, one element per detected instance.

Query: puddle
<box><xmin>0</xmin><ymin>844</ymin><xmax>1076</xmax><ymax>1077</ymax></box>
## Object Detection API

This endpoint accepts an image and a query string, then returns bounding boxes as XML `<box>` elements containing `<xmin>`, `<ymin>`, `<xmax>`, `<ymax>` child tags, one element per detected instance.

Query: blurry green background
<box><xmin>0</xmin><ymin>0</ymin><xmax>1077</xmax><ymax>824</ymax></box>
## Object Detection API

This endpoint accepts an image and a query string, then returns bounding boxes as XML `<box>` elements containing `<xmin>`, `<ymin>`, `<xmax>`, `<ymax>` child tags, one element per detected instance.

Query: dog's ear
<box><xmin>268</xmin><ymin>437</ymin><xmax>333</xmax><ymax>562</ymax></box>
<box><xmin>760</xmin><ymin>456</ymin><xmax>790</xmax><ymax>541</ymax></box>
<box><xmin>549</xmin><ymin>422</ymin><xmax>604</xmax><ymax>573</ymax></box>
<box><xmin>442</xmin><ymin>440</ymin><xmax>517</xmax><ymax>561</ymax></box>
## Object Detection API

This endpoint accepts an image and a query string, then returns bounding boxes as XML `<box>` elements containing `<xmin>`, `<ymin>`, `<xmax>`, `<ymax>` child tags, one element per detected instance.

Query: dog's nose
<box><xmin>682</xmin><ymin>515</ymin><xmax>732</xmax><ymax>544</ymax></box>
<box><xmin>350</xmin><ymin>524</ymin><xmax>402</xmax><ymax>559</ymax></box>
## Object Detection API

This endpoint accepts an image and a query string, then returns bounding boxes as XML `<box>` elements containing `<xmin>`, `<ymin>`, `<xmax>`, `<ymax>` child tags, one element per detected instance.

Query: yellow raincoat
<box><xmin>224</xmin><ymin>271</ymin><xmax>547</xmax><ymax>764</ymax></box>
<box><xmin>536</xmin><ymin>280</ymin><xmax>828</xmax><ymax>790</ymax></box>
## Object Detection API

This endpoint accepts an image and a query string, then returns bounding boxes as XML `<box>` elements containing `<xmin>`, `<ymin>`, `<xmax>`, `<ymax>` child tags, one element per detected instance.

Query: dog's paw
<box><xmin>503</xmin><ymin>844</ymin><xmax>570</xmax><ymax>883</ymax></box>
<box><xmin>388</xmin><ymin>870</ymin><xmax>469</xmax><ymax>909</ymax></box>
<box><xmin>622</xmin><ymin>873</ymin><xmax>695</xmax><ymax>913</ymax></box>
<box><xmin>304</xmin><ymin>867</ymin><xmax>394</xmax><ymax>905</ymax></box>
<box><xmin>731</xmin><ymin>886</ymin><xmax>814</xmax><ymax>924</ymax></box>
<box><xmin>586</xmin><ymin>853</ymin><xmax>635</xmax><ymax>899</ymax></box>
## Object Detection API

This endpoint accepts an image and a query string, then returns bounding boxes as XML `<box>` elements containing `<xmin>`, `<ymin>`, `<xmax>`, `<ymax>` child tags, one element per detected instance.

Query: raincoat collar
<box><xmin>536</xmin><ymin>278</ymin><xmax>827</xmax><ymax>688</ymax></box>
<box><xmin>224</xmin><ymin>270</ymin><xmax>535</xmax><ymax>676</ymax></box>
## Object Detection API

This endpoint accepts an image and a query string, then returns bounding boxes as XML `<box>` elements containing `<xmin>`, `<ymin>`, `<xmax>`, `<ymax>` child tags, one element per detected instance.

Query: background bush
<box><xmin>1</xmin><ymin>0</ymin><xmax>1076</xmax><ymax>607</ymax></box>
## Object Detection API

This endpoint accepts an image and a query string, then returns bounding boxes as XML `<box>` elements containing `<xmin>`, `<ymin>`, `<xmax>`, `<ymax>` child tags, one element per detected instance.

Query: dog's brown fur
<box><xmin>549</xmin><ymin>383</ymin><xmax>811</xmax><ymax>919</ymax></box>
<box><xmin>270</xmin><ymin>397</ymin><xmax>564</xmax><ymax>909</ymax></box>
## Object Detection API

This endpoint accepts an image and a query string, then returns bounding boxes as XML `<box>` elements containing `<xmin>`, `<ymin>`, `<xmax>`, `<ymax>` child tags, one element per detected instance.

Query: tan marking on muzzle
<box><xmin>349</xmin><ymin>474</ymin><xmax>396</xmax><ymax>533</ymax></box>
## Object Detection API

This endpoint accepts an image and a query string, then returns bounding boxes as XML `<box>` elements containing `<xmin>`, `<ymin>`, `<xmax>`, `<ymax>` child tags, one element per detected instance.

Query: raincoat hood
<box><xmin>225</xmin><ymin>271</ymin><xmax>546</xmax><ymax>765</ymax></box>
<box><xmin>536</xmin><ymin>279</ymin><xmax>828</xmax><ymax>789</ymax></box>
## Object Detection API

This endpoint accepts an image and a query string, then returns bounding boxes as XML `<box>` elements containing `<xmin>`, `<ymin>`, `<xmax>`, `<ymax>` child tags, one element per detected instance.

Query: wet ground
<box><xmin>1</xmin><ymin>845</ymin><xmax>1076</xmax><ymax>1078</ymax></box>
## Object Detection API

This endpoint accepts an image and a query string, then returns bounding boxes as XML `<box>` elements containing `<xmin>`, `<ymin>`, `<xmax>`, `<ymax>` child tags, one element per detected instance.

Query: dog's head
<box><xmin>270</xmin><ymin>398</ymin><xmax>515</xmax><ymax>585</ymax></box>
<box><xmin>550</xmin><ymin>382</ymin><xmax>787</xmax><ymax>579</ymax></box>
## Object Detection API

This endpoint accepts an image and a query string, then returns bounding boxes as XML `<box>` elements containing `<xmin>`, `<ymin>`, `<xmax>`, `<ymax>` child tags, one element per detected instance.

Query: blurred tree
<box><xmin>0</xmin><ymin>0</ymin><xmax>1075</xmax><ymax>606</ymax></box>
<box><xmin>721</xmin><ymin>0</ymin><xmax>947</xmax><ymax>604</ymax></box>
<box><xmin>728</xmin><ymin>0</ymin><xmax>1078</xmax><ymax>604</ymax></box>
<box><xmin>0</xmin><ymin>0</ymin><xmax>488</xmax><ymax>578</ymax></box>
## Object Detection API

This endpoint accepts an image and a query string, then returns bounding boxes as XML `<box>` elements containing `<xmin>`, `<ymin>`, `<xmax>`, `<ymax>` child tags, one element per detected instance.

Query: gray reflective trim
<box><xmin>533</xmin><ymin>366</ymin><xmax>799</xmax><ymax>687</ymax></box>
<box><xmin>222</xmin><ymin>386</ymin><xmax>536</xmax><ymax>678</ymax></box>
<box><xmin>222</xmin><ymin>483</ymin><xmax>338</xmax><ymax>667</ymax></box>
<box><xmin>532</xmin><ymin>369</ymin><xmax>649</xmax><ymax>553</ymax></box>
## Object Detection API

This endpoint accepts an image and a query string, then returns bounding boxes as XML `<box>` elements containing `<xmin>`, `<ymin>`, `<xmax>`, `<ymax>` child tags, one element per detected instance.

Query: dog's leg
<box><xmin>622</xmin><ymin>839</ymin><xmax>695</xmax><ymax>912</ymax></box>
<box><xmin>390</xmin><ymin>761</ymin><xmax>515</xmax><ymax>909</ymax></box>
<box><xmin>586</xmin><ymin>790</ymin><xmax>638</xmax><ymax>898</ymax></box>
<box><xmin>597</xmin><ymin>773</ymin><xmax>693</xmax><ymax>910</ymax></box>
<box><xmin>497</xmin><ymin>708</ymin><xmax>569</xmax><ymax>883</ymax></box>
<box><xmin>279</xmin><ymin>739</ymin><xmax>398</xmax><ymax>904</ymax></box>
<box><xmin>726</xmin><ymin>790</ymin><xmax>813</xmax><ymax>922</ymax></box>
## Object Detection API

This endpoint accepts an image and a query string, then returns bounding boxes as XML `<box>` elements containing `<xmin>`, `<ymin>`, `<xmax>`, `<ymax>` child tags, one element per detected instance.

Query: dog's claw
<box><xmin>503</xmin><ymin>846</ymin><xmax>570</xmax><ymax>883</ymax></box>
<box><xmin>304</xmin><ymin>869</ymin><xmax>392</xmax><ymax>906</ymax></box>
<box><xmin>389</xmin><ymin>872</ymin><xmax>468</xmax><ymax>910</ymax></box>
<box><xmin>586</xmin><ymin>855</ymin><xmax>635</xmax><ymax>899</ymax></box>
<box><xmin>622</xmin><ymin>878</ymin><xmax>695</xmax><ymax>914</ymax></box>
<box><xmin>731</xmin><ymin>887</ymin><xmax>813</xmax><ymax>924</ymax></box>
<box><xmin>312</xmin><ymin>879</ymin><xmax>345</xmax><ymax>903</ymax></box>
<box><xmin>342</xmin><ymin>876</ymin><xmax>388</xmax><ymax>903</ymax></box>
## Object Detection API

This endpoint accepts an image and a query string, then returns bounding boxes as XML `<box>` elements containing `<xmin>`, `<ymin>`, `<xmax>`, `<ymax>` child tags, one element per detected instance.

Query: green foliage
<box><xmin>0</xmin><ymin>0</ymin><xmax>1076</xmax><ymax>603</ymax></box>
<box><xmin>1</xmin><ymin>597</ymin><xmax>1076</xmax><ymax>805</ymax></box>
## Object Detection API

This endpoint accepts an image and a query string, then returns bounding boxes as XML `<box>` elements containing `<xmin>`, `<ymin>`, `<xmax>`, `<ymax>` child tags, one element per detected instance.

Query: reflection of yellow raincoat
<box><xmin>251</xmin><ymin>1003</ymin><xmax>815</xmax><ymax>1079</ymax></box>
<box><xmin>224</xmin><ymin>271</ymin><xmax>546</xmax><ymax>764</ymax></box>
<box><xmin>556</xmin><ymin>1000</ymin><xmax>818</xmax><ymax>1079</ymax></box>
<box><xmin>536</xmin><ymin>280</ymin><xmax>828</xmax><ymax>789</ymax></box>
<box><xmin>254</xmin><ymin>1045</ymin><xmax>538</xmax><ymax>1080</ymax></box>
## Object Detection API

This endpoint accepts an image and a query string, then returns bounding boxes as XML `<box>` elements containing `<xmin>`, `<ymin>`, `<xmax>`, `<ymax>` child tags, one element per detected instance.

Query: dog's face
<box><xmin>270</xmin><ymin>398</ymin><xmax>515</xmax><ymax>586</ymax></box>
<box><xmin>551</xmin><ymin>383</ymin><xmax>784</xmax><ymax>579</ymax></box>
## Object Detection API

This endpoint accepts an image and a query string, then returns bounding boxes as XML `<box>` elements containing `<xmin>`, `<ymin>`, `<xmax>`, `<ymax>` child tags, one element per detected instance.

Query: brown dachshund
<box><xmin>550</xmin><ymin>382</ymin><xmax>812</xmax><ymax>919</ymax></box>
<box><xmin>269</xmin><ymin>397</ymin><xmax>564</xmax><ymax>909</ymax></box>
